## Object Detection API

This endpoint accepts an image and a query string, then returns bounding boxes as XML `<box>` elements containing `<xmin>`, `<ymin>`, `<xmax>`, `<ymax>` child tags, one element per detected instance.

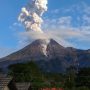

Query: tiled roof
<box><xmin>41</xmin><ymin>88</ymin><xmax>64</xmax><ymax>90</ymax></box>
<box><xmin>0</xmin><ymin>74</ymin><xmax>12</xmax><ymax>89</ymax></box>
<box><xmin>16</xmin><ymin>83</ymin><xmax>31</xmax><ymax>90</ymax></box>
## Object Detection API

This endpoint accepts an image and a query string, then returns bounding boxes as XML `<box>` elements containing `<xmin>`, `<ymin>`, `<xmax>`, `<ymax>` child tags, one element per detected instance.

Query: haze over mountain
<box><xmin>0</xmin><ymin>39</ymin><xmax>90</xmax><ymax>73</ymax></box>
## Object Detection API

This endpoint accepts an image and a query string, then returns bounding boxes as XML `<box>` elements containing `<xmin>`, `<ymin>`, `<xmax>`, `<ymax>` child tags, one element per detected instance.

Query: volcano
<box><xmin>0</xmin><ymin>39</ymin><xmax>90</xmax><ymax>73</ymax></box>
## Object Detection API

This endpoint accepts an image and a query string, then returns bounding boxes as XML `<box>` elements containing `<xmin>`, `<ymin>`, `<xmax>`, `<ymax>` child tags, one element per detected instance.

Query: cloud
<box><xmin>9</xmin><ymin>1</ymin><xmax>90</xmax><ymax>52</ymax></box>
<box><xmin>18</xmin><ymin>0</ymin><xmax>48</xmax><ymax>33</ymax></box>
<box><xmin>41</xmin><ymin>11</ymin><xmax>90</xmax><ymax>48</ymax></box>
<box><xmin>82</xmin><ymin>15</ymin><xmax>90</xmax><ymax>26</ymax></box>
<box><xmin>1</xmin><ymin>1</ymin><xmax>90</xmax><ymax>58</ymax></box>
<box><xmin>16</xmin><ymin>1</ymin><xmax>90</xmax><ymax>48</ymax></box>
<box><xmin>50</xmin><ymin>9</ymin><xmax>60</xmax><ymax>14</ymax></box>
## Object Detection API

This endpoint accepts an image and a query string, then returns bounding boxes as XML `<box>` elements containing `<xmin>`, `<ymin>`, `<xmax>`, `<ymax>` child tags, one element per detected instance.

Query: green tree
<box><xmin>76</xmin><ymin>68</ymin><xmax>90</xmax><ymax>88</ymax></box>
<box><xmin>64</xmin><ymin>66</ymin><xmax>77</xmax><ymax>89</ymax></box>
<box><xmin>0</xmin><ymin>68</ymin><xmax>3</xmax><ymax>73</ymax></box>
<box><xmin>8</xmin><ymin>61</ymin><xmax>43</xmax><ymax>82</ymax></box>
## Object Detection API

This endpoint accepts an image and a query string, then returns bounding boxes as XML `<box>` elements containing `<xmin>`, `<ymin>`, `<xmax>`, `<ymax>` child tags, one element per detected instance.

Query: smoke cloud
<box><xmin>18</xmin><ymin>0</ymin><xmax>48</xmax><ymax>33</ymax></box>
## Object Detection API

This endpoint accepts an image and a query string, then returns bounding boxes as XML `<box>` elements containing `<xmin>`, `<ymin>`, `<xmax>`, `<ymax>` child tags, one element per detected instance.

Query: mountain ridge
<box><xmin>0</xmin><ymin>39</ymin><xmax>90</xmax><ymax>73</ymax></box>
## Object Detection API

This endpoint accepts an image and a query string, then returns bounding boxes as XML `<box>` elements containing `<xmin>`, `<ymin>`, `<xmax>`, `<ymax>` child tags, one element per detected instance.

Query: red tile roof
<box><xmin>41</xmin><ymin>88</ymin><xmax>64</xmax><ymax>90</ymax></box>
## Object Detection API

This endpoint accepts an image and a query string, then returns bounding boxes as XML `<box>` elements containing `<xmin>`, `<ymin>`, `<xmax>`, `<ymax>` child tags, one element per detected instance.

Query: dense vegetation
<box><xmin>8</xmin><ymin>61</ymin><xmax>90</xmax><ymax>90</ymax></box>
<box><xmin>0</xmin><ymin>68</ymin><xmax>2</xmax><ymax>72</ymax></box>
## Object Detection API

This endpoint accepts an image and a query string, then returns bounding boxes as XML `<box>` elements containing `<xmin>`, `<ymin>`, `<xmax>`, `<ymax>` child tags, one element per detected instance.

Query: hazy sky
<box><xmin>0</xmin><ymin>0</ymin><xmax>90</xmax><ymax>58</ymax></box>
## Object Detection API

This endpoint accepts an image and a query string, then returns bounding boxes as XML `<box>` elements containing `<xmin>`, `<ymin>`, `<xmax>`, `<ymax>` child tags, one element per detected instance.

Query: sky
<box><xmin>0</xmin><ymin>0</ymin><xmax>90</xmax><ymax>58</ymax></box>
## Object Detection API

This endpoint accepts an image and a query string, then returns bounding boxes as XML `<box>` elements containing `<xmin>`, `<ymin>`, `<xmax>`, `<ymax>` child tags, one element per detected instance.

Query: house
<box><xmin>15</xmin><ymin>83</ymin><xmax>31</xmax><ymax>90</ymax></box>
<box><xmin>0</xmin><ymin>74</ymin><xmax>11</xmax><ymax>90</ymax></box>
<box><xmin>0</xmin><ymin>74</ymin><xmax>17</xmax><ymax>90</ymax></box>
<box><xmin>0</xmin><ymin>74</ymin><xmax>32</xmax><ymax>90</ymax></box>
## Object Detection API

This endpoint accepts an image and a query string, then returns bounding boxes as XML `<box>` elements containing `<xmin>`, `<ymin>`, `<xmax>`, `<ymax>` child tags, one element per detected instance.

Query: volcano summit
<box><xmin>0</xmin><ymin>39</ymin><xmax>90</xmax><ymax>73</ymax></box>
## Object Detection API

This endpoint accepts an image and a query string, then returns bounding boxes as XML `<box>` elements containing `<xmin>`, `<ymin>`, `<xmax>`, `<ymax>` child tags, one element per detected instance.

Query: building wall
<box><xmin>4</xmin><ymin>86</ymin><xmax>9</xmax><ymax>90</ymax></box>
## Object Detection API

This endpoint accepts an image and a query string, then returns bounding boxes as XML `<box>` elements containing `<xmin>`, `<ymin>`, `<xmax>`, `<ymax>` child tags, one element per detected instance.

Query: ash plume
<box><xmin>18</xmin><ymin>0</ymin><xmax>48</xmax><ymax>33</ymax></box>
